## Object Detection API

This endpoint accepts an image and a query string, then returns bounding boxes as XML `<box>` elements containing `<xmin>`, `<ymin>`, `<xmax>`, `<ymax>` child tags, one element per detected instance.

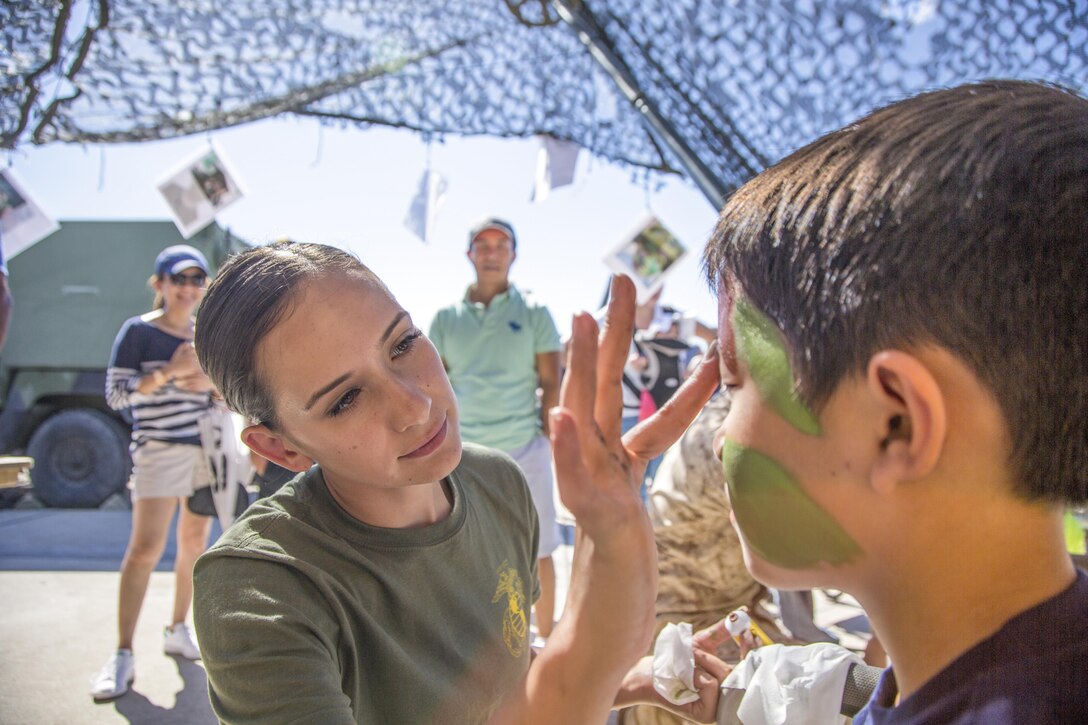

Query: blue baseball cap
<box><xmin>155</xmin><ymin>245</ymin><xmax>209</xmax><ymax>277</ymax></box>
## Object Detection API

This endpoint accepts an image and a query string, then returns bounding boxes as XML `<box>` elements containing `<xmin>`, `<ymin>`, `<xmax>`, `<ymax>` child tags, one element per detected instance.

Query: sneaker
<box><xmin>163</xmin><ymin>622</ymin><xmax>201</xmax><ymax>660</ymax></box>
<box><xmin>91</xmin><ymin>650</ymin><xmax>135</xmax><ymax>701</ymax></box>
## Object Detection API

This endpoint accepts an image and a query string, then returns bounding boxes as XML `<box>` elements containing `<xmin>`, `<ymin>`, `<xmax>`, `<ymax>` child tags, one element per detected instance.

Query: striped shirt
<box><xmin>105</xmin><ymin>316</ymin><xmax>211</xmax><ymax>446</ymax></box>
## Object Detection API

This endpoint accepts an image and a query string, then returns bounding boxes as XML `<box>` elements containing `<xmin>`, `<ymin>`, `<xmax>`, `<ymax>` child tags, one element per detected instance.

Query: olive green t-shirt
<box><xmin>193</xmin><ymin>443</ymin><xmax>540</xmax><ymax>724</ymax></box>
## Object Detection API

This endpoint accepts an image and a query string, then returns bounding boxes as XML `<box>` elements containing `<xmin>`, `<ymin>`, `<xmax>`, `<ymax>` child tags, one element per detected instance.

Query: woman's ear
<box><xmin>866</xmin><ymin>350</ymin><xmax>947</xmax><ymax>494</ymax></box>
<box><xmin>242</xmin><ymin>424</ymin><xmax>314</xmax><ymax>473</ymax></box>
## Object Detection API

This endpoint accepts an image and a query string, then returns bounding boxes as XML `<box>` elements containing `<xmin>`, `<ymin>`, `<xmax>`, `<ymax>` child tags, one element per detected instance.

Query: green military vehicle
<box><xmin>0</xmin><ymin>220</ymin><xmax>248</xmax><ymax>507</ymax></box>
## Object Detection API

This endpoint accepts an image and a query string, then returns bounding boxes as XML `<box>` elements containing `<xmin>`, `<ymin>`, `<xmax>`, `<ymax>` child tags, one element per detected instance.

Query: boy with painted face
<box><xmin>703</xmin><ymin>80</ymin><xmax>1087</xmax><ymax>722</ymax></box>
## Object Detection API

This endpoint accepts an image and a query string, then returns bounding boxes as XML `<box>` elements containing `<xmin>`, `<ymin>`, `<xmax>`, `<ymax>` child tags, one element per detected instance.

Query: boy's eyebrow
<box><xmin>303</xmin><ymin>311</ymin><xmax>410</xmax><ymax>411</ymax></box>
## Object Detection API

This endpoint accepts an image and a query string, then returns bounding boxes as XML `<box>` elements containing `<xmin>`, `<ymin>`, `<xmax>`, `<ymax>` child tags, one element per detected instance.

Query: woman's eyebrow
<box><xmin>304</xmin><ymin>372</ymin><xmax>351</xmax><ymax>412</ymax></box>
<box><xmin>381</xmin><ymin>311</ymin><xmax>408</xmax><ymax>345</ymax></box>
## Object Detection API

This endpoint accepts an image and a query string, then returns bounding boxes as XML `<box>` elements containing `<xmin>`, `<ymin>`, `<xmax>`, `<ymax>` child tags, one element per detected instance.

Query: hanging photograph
<box><xmin>602</xmin><ymin>215</ymin><xmax>687</xmax><ymax>302</ymax></box>
<box><xmin>0</xmin><ymin>168</ymin><xmax>60</xmax><ymax>259</ymax></box>
<box><xmin>157</xmin><ymin>148</ymin><xmax>245</xmax><ymax>238</ymax></box>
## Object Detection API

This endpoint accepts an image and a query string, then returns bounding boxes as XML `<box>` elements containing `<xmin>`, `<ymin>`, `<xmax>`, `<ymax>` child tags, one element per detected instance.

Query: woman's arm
<box><xmin>488</xmin><ymin>275</ymin><xmax>721</xmax><ymax>724</ymax></box>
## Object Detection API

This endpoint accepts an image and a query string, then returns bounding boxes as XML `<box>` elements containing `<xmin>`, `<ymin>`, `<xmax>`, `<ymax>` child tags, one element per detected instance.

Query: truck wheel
<box><xmin>27</xmin><ymin>409</ymin><xmax>132</xmax><ymax>508</ymax></box>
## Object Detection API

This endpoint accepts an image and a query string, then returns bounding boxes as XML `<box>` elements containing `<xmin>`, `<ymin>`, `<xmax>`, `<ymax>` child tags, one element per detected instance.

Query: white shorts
<box><xmin>128</xmin><ymin>440</ymin><xmax>212</xmax><ymax>502</ymax></box>
<box><xmin>505</xmin><ymin>434</ymin><xmax>561</xmax><ymax>558</ymax></box>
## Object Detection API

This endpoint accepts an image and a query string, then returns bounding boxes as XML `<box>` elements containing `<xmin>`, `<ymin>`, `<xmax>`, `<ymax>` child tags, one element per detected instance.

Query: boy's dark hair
<box><xmin>704</xmin><ymin>80</ymin><xmax>1087</xmax><ymax>505</ymax></box>
<box><xmin>194</xmin><ymin>240</ymin><xmax>385</xmax><ymax>431</ymax></box>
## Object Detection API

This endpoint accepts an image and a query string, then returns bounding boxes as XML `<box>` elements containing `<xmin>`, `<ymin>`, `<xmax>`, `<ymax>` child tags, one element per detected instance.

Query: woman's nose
<box><xmin>390</xmin><ymin>378</ymin><xmax>432</xmax><ymax>431</ymax></box>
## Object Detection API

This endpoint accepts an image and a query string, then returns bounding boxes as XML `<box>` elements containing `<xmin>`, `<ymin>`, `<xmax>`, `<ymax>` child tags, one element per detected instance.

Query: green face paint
<box><xmin>732</xmin><ymin>298</ymin><xmax>821</xmax><ymax>435</ymax></box>
<box><xmin>722</xmin><ymin>440</ymin><xmax>861</xmax><ymax>569</ymax></box>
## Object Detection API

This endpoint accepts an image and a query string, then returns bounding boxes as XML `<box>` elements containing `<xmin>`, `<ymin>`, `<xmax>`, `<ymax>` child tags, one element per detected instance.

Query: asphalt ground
<box><xmin>0</xmin><ymin>508</ymin><xmax>873</xmax><ymax>725</ymax></box>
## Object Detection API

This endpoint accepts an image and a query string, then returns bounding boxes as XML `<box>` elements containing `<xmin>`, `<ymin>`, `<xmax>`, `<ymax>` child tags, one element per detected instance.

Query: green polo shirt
<box><xmin>429</xmin><ymin>285</ymin><xmax>560</xmax><ymax>451</ymax></box>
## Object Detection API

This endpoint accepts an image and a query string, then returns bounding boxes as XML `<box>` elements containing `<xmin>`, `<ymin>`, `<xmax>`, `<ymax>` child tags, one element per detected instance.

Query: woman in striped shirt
<box><xmin>92</xmin><ymin>244</ymin><xmax>218</xmax><ymax>702</ymax></box>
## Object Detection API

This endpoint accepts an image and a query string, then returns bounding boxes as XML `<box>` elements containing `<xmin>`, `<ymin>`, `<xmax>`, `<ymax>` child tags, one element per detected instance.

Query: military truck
<box><xmin>0</xmin><ymin>220</ymin><xmax>248</xmax><ymax>507</ymax></box>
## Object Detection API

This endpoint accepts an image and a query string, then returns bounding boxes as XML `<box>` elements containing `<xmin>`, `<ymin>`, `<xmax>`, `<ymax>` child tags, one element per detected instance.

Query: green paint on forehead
<box><xmin>722</xmin><ymin>440</ymin><xmax>861</xmax><ymax>569</ymax></box>
<box><xmin>732</xmin><ymin>298</ymin><xmax>821</xmax><ymax>435</ymax></box>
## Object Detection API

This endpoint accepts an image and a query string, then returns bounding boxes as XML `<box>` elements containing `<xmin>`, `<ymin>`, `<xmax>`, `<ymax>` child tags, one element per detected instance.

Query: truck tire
<box><xmin>27</xmin><ymin>409</ymin><xmax>132</xmax><ymax>508</ymax></box>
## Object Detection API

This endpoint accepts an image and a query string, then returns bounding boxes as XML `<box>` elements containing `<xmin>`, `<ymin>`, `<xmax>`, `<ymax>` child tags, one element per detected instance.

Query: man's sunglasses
<box><xmin>169</xmin><ymin>271</ymin><xmax>208</xmax><ymax>287</ymax></box>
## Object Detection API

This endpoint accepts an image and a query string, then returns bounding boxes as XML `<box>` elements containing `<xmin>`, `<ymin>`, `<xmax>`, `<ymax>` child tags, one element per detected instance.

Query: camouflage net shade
<box><xmin>3</xmin><ymin>0</ymin><xmax>1086</xmax><ymax>204</ymax></box>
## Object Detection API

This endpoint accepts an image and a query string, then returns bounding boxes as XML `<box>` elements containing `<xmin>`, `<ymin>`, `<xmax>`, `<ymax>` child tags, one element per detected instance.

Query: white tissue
<box><xmin>651</xmin><ymin>622</ymin><xmax>701</xmax><ymax>705</ymax></box>
<box><xmin>721</xmin><ymin>643</ymin><xmax>862</xmax><ymax>725</ymax></box>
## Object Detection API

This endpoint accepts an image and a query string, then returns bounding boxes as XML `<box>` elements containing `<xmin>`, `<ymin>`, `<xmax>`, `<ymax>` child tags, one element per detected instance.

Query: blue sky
<box><xmin>4</xmin><ymin>116</ymin><xmax>722</xmax><ymax>336</ymax></box>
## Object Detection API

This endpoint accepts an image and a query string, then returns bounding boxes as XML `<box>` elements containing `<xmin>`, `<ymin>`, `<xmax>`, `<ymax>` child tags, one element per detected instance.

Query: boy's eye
<box><xmin>393</xmin><ymin>329</ymin><xmax>423</xmax><ymax>357</ymax></box>
<box><xmin>718</xmin><ymin>348</ymin><xmax>742</xmax><ymax>390</ymax></box>
<box><xmin>329</xmin><ymin>388</ymin><xmax>359</xmax><ymax>417</ymax></box>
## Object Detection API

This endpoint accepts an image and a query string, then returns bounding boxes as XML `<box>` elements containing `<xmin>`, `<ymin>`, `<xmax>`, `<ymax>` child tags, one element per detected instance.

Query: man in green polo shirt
<box><xmin>428</xmin><ymin>217</ymin><xmax>562</xmax><ymax>643</ymax></box>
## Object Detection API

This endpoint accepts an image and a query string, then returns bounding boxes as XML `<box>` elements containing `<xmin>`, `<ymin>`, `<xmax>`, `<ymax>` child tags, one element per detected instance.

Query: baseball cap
<box><xmin>155</xmin><ymin>244</ymin><xmax>210</xmax><ymax>278</ymax></box>
<box><xmin>467</xmin><ymin>217</ymin><xmax>517</xmax><ymax>250</ymax></box>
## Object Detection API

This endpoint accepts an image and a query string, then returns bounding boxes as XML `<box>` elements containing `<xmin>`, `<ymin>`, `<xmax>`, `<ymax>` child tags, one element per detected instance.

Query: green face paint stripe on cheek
<box><xmin>732</xmin><ymin>298</ymin><xmax>821</xmax><ymax>436</ymax></box>
<box><xmin>722</xmin><ymin>440</ymin><xmax>861</xmax><ymax>569</ymax></box>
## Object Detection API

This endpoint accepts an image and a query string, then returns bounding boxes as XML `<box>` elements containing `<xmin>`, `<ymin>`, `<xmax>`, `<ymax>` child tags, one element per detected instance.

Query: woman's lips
<box><xmin>402</xmin><ymin>418</ymin><xmax>448</xmax><ymax>459</ymax></box>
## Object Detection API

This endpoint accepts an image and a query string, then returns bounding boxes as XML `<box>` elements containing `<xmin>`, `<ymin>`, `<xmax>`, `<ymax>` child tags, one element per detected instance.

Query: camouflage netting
<box><xmin>2</xmin><ymin>0</ymin><xmax>1086</xmax><ymax>203</ymax></box>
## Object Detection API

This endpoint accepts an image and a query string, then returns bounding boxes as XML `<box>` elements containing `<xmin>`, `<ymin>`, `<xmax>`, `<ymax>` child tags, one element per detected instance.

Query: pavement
<box><xmin>0</xmin><ymin>508</ymin><xmax>227</xmax><ymax>725</ymax></box>
<box><xmin>0</xmin><ymin>508</ymin><xmax>873</xmax><ymax>725</ymax></box>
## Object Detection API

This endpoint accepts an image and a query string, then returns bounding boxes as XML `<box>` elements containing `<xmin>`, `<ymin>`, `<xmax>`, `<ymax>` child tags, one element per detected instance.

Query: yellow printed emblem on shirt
<box><xmin>492</xmin><ymin>560</ymin><xmax>527</xmax><ymax>657</ymax></box>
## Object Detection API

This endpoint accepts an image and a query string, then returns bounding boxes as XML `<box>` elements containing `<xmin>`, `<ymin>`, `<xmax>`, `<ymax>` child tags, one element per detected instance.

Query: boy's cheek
<box><xmin>721</xmin><ymin>440</ymin><xmax>862</xmax><ymax>570</ymax></box>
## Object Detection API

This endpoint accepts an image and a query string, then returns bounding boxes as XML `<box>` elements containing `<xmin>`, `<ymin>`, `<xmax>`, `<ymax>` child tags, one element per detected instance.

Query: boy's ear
<box><xmin>866</xmin><ymin>350</ymin><xmax>947</xmax><ymax>494</ymax></box>
<box><xmin>242</xmin><ymin>423</ymin><xmax>314</xmax><ymax>473</ymax></box>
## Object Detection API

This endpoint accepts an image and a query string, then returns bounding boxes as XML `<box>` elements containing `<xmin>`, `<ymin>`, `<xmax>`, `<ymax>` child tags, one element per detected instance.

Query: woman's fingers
<box><xmin>593</xmin><ymin>275</ymin><xmax>636</xmax><ymax>444</ymax></box>
<box><xmin>736</xmin><ymin>630</ymin><xmax>759</xmax><ymax>658</ymax></box>
<box><xmin>694</xmin><ymin>649</ymin><xmax>733</xmax><ymax>682</ymax></box>
<box><xmin>691</xmin><ymin>614</ymin><xmax>733</xmax><ymax>654</ymax></box>
<box><xmin>549</xmin><ymin>407</ymin><xmax>593</xmax><ymax>514</ymax></box>
<box><xmin>623</xmin><ymin>342</ymin><xmax>720</xmax><ymax>461</ymax></box>
<box><xmin>560</xmin><ymin>313</ymin><xmax>609</xmax><ymax>472</ymax></box>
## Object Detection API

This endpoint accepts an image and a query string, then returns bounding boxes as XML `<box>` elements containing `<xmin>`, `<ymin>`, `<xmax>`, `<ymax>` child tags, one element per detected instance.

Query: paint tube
<box><xmin>724</xmin><ymin>607</ymin><xmax>774</xmax><ymax>647</ymax></box>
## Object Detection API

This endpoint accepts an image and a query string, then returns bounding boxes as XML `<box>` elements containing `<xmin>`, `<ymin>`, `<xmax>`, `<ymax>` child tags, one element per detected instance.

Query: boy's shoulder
<box><xmin>861</xmin><ymin>570</ymin><xmax>1088</xmax><ymax>724</ymax></box>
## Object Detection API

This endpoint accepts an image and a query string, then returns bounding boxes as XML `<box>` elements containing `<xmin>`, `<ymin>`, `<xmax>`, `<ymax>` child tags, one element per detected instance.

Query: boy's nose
<box><xmin>712</xmin><ymin>426</ymin><xmax>728</xmax><ymax>463</ymax></box>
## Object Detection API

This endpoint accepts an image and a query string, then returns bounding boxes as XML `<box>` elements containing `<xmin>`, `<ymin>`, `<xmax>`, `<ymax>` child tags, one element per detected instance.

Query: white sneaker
<box><xmin>91</xmin><ymin>650</ymin><xmax>135</xmax><ymax>701</ymax></box>
<box><xmin>163</xmin><ymin>622</ymin><xmax>201</xmax><ymax>660</ymax></box>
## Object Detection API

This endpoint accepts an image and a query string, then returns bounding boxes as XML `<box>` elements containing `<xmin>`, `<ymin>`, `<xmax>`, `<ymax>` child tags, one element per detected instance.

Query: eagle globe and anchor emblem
<box><xmin>492</xmin><ymin>560</ymin><xmax>528</xmax><ymax>657</ymax></box>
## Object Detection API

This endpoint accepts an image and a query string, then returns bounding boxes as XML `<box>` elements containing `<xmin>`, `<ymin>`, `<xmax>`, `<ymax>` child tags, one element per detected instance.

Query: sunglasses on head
<box><xmin>169</xmin><ymin>271</ymin><xmax>208</xmax><ymax>287</ymax></box>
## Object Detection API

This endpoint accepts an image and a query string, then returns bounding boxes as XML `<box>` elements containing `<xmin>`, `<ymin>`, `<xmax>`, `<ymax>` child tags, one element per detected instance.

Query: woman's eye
<box><xmin>393</xmin><ymin>329</ymin><xmax>423</xmax><ymax>357</ymax></box>
<box><xmin>330</xmin><ymin>388</ymin><xmax>359</xmax><ymax>417</ymax></box>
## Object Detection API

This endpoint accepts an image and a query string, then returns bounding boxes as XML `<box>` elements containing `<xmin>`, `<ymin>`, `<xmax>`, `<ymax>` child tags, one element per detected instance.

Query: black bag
<box><xmin>635</xmin><ymin>336</ymin><xmax>694</xmax><ymax>409</ymax></box>
<box><xmin>187</xmin><ymin>483</ymin><xmax>249</xmax><ymax>519</ymax></box>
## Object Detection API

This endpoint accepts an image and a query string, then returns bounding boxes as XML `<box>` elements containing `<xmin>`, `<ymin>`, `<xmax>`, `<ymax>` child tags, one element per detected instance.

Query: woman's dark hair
<box><xmin>703</xmin><ymin>80</ymin><xmax>1088</xmax><ymax>505</ymax></box>
<box><xmin>194</xmin><ymin>240</ymin><xmax>385</xmax><ymax>430</ymax></box>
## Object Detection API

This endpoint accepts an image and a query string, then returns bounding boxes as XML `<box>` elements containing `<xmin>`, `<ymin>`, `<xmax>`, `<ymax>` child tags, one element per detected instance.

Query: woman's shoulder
<box><xmin>204</xmin><ymin>472</ymin><xmax>320</xmax><ymax>557</ymax></box>
<box><xmin>116</xmin><ymin>314</ymin><xmax>153</xmax><ymax>333</ymax></box>
<box><xmin>456</xmin><ymin>443</ymin><xmax>534</xmax><ymax>515</ymax></box>
<box><xmin>458</xmin><ymin>442</ymin><xmax>523</xmax><ymax>478</ymax></box>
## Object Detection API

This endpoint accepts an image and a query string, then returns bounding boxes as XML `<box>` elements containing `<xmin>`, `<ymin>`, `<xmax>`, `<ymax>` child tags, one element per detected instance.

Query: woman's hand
<box><xmin>615</xmin><ymin>651</ymin><xmax>733</xmax><ymax>724</ymax></box>
<box><xmin>165</xmin><ymin>341</ymin><xmax>202</xmax><ymax>380</ymax></box>
<box><xmin>490</xmin><ymin>275</ymin><xmax>719</xmax><ymax>725</ymax></box>
<box><xmin>173</xmin><ymin>370</ymin><xmax>217</xmax><ymax>393</ymax></box>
